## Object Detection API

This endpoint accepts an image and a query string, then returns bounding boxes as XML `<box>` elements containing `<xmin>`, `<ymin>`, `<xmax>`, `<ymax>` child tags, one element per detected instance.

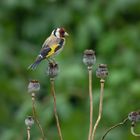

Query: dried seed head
<box><xmin>47</xmin><ymin>62</ymin><xmax>59</xmax><ymax>79</ymax></box>
<box><xmin>128</xmin><ymin>111</ymin><xmax>140</xmax><ymax>122</ymax></box>
<box><xmin>96</xmin><ymin>64</ymin><xmax>108</xmax><ymax>79</ymax></box>
<box><xmin>83</xmin><ymin>50</ymin><xmax>96</xmax><ymax>68</ymax></box>
<box><xmin>28</xmin><ymin>80</ymin><xmax>40</xmax><ymax>93</ymax></box>
<box><xmin>25</xmin><ymin>116</ymin><xmax>34</xmax><ymax>127</ymax></box>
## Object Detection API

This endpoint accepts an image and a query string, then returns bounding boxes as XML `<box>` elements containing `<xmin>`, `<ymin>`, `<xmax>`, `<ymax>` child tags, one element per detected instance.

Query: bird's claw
<box><xmin>47</xmin><ymin>58</ymin><xmax>56</xmax><ymax>66</ymax></box>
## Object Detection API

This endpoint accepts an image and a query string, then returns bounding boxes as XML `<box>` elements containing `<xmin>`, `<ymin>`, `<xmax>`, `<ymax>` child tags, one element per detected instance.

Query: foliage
<box><xmin>0</xmin><ymin>0</ymin><xmax>140</xmax><ymax>140</ymax></box>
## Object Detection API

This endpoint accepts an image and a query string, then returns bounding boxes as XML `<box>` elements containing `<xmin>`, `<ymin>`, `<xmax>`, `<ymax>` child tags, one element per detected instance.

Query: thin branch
<box><xmin>31</xmin><ymin>93</ymin><xmax>45</xmax><ymax>140</ymax></box>
<box><xmin>88</xmin><ymin>67</ymin><xmax>93</xmax><ymax>140</ymax></box>
<box><xmin>101</xmin><ymin>117</ymin><xmax>128</xmax><ymax>140</ymax></box>
<box><xmin>27</xmin><ymin>126</ymin><xmax>31</xmax><ymax>140</ymax></box>
<box><xmin>92</xmin><ymin>79</ymin><xmax>105</xmax><ymax>140</ymax></box>
<box><xmin>50</xmin><ymin>79</ymin><xmax>63</xmax><ymax>140</ymax></box>
<box><xmin>131</xmin><ymin>122</ymin><xmax>140</xmax><ymax>137</ymax></box>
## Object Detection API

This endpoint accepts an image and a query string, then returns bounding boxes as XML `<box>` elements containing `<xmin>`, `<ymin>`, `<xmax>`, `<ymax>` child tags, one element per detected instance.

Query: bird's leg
<box><xmin>47</xmin><ymin>58</ymin><xmax>56</xmax><ymax>65</ymax></box>
<box><xmin>50</xmin><ymin>58</ymin><xmax>56</xmax><ymax>65</ymax></box>
<box><xmin>47</xmin><ymin>58</ymin><xmax>52</xmax><ymax>63</ymax></box>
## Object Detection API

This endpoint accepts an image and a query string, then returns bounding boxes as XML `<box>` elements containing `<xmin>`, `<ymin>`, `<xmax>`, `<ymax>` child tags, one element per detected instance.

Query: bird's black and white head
<box><xmin>52</xmin><ymin>28</ymin><xmax>69</xmax><ymax>38</ymax></box>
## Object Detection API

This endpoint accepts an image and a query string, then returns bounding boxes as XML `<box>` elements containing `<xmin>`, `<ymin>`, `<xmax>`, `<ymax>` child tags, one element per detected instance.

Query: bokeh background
<box><xmin>0</xmin><ymin>0</ymin><xmax>140</xmax><ymax>140</ymax></box>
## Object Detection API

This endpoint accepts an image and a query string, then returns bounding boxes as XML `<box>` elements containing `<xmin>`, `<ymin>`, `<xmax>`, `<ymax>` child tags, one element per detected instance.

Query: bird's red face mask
<box><xmin>59</xmin><ymin>28</ymin><xmax>69</xmax><ymax>37</ymax></box>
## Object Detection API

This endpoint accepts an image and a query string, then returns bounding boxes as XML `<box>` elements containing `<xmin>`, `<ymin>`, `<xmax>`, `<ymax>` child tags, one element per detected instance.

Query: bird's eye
<box><xmin>60</xmin><ymin>30</ymin><xmax>64</xmax><ymax>34</ymax></box>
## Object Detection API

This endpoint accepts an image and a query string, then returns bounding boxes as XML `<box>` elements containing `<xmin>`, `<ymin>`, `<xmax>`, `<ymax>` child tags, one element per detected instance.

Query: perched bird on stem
<box><xmin>28</xmin><ymin>27</ymin><xmax>69</xmax><ymax>70</ymax></box>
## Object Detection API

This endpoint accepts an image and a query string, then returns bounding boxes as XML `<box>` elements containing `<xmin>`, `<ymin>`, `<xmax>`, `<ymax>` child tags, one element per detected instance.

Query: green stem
<box><xmin>50</xmin><ymin>79</ymin><xmax>63</xmax><ymax>140</ymax></box>
<box><xmin>27</xmin><ymin>126</ymin><xmax>30</xmax><ymax>140</ymax></box>
<box><xmin>131</xmin><ymin>121</ymin><xmax>140</xmax><ymax>137</ymax></box>
<box><xmin>92</xmin><ymin>79</ymin><xmax>105</xmax><ymax>140</ymax></box>
<box><xmin>31</xmin><ymin>93</ymin><xmax>45</xmax><ymax>140</ymax></box>
<box><xmin>101</xmin><ymin>117</ymin><xmax>128</xmax><ymax>140</ymax></box>
<box><xmin>88</xmin><ymin>67</ymin><xmax>93</xmax><ymax>140</ymax></box>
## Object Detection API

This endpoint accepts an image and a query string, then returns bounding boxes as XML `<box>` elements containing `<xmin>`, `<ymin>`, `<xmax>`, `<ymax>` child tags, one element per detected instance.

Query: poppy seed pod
<box><xmin>25</xmin><ymin>116</ymin><xmax>34</xmax><ymax>127</ymax></box>
<box><xmin>83</xmin><ymin>50</ymin><xmax>96</xmax><ymax>68</ymax></box>
<box><xmin>96</xmin><ymin>64</ymin><xmax>108</xmax><ymax>79</ymax></box>
<box><xmin>47</xmin><ymin>62</ymin><xmax>59</xmax><ymax>79</ymax></box>
<box><xmin>28</xmin><ymin>80</ymin><xmax>40</xmax><ymax>93</ymax></box>
<box><xmin>128</xmin><ymin>111</ymin><xmax>140</xmax><ymax>122</ymax></box>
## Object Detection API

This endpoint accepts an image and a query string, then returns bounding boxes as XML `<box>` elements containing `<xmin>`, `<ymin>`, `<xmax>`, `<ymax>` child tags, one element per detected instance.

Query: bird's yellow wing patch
<box><xmin>46</xmin><ymin>44</ymin><xmax>58</xmax><ymax>57</ymax></box>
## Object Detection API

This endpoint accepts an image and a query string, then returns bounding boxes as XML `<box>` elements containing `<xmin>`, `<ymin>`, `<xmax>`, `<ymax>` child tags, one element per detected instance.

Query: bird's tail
<box><xmin>28</xmin><ymin>55</ymin><xmax>44</xmax><ymax>70</ymax></box>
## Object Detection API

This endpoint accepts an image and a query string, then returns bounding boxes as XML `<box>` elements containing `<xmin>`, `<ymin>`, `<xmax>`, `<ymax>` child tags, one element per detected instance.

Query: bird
<box><xmin>28</xmin><ymin>27</ymin><xmax>69</xmax><ymax>70</ymax></box>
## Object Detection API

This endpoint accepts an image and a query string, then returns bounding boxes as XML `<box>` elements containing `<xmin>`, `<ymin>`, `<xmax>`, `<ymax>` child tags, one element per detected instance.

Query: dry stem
<box><xmin>88</xmin><ymin>67</ymin><xmax>93</xmax><ymax>140</ymax></box>
<box><xmin>101</xmin><ymin>117</ymin><xmax>128</xmax><ymax>140</ymax></box>
<box><xmin>31</xmin><ymin>93</ymin><xmax>45</xmax><ymax>140</ymax></box>
<box><xmin>27</xmin><ymin>126</ymin><xmax>31</xmax><ymax>140</ymax></box>
<box><xmin>131</xmin><ymin>122</ymin><xmax>140</xmax><ymax>137</ymax></box>
<box><xmin>50</xmin><ymin>79</ymin><xmax>63</xmax><ymax>140</ymax></box>
<box><xmin>92</xmin><ymin>79</ymin><xmax>105</xmax><ymax>140</ymax></box>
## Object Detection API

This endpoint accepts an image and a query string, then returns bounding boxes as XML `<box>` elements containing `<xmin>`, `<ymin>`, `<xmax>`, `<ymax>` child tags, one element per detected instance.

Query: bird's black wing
<box><xmin>39</xmin><ymin>45</ymin><xmax>51</xmax><ymax>58</ymax></box>
<box><xmin>28</xmin><ymin>46</ymin><xmax>51</xmax><ymax>70</ymax></box>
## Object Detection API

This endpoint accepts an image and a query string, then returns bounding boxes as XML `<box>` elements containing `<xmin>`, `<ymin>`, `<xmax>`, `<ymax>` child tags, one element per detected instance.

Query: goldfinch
<box><xmin>28</xmin><ymin>27</ymin><xmax>69</xmax><ymax>70</ymax></box>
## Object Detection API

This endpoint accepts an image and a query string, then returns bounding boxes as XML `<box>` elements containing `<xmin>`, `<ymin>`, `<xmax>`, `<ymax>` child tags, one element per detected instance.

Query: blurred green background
<box><xmin>0</xmin><ymin>0</ymin><xmax>140</xmax><ymax>140</ymax></box>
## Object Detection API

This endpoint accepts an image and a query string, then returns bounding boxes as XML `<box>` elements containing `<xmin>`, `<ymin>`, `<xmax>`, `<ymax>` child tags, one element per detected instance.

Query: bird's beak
<box><xmin>64</xmin><ymin>32</ymin><xmax>69</xmax><ymax>36</ymax></box>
